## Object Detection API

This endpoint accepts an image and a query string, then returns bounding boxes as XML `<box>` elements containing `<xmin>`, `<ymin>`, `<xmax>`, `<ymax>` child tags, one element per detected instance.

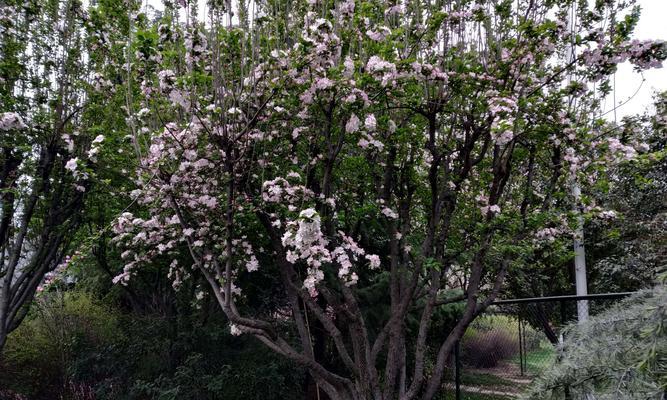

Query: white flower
<box><xmin>65</xmin><ymin>158</ymin><xmax>79</xmax><ymax>173</ymax></box>
<box><xmin>0</xmin><ymin>112</ymin><xmax>27</xmax><ymax>131</ymax></box>
<box><xmin>344</xmin><ymin>56</ymin><xmax>355</xmax><ymax>77</ymax></box>
<box><xmin>230</xmin><ymin>324</ymin><xmax>243</xmax><ymax>336</ymax></box>
<box><xmin>599</xmin><ymin>210</ymin><xmax>617</xmax><ymax>220</ymax></box>
<box><xmin>366</xmin><ymin>254</ymin><xmax>381</xmax><ymax>269</ymax></box>
<box><xmin>299</xmin><ymin>208</ymin><xmax>318</xmax><ymax>220</ymax></box>
<box><xmin>381</xmin><ymin>207</ymin><xmax>398</xmax><ymax>219</ymax></box>
<box><xmin>246</xmin><ymin>256</ymin><xmax>259</xmax><ymax>272</ymax></box>
<box><xmin>366</xmin><ymin>26</ymin><xmax>391</xmax><ymax>42</ymax></box>
<box><xmin>314</xmin><ymin>77</ymin><xmax>334</xmax><ymax>90</ymax></box>
<box><xmin>88</xmin><ymin>147</ymin><xmax>99</xmax><ymax>159</ymax></box>
<box><xmin>92</xmin><ymin>134</ymin><xmax>105</xmax><ymax>144</ymax></box>
<box><xmin>388</xmin><ymin>120</ymin><xmax>397</xmax><ymax>133</ymax></box>
<box><xmin>62</xmin><ymin>134</ymin><xmax>74</xmax><ymax>152</ymax></box>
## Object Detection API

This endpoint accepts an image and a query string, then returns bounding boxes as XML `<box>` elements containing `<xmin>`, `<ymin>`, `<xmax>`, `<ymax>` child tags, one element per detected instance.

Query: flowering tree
<box><xmin>112</xmin><ymin>0</ymin><xmax>665</xmax><ymax>399</ymax></box>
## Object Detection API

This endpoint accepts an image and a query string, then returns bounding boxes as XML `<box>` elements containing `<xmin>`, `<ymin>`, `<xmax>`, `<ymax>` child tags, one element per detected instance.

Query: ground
<box><xmin>442</xmin><ymin>343</ymin><xmax>555</xmax><ymax>399</ymax></box>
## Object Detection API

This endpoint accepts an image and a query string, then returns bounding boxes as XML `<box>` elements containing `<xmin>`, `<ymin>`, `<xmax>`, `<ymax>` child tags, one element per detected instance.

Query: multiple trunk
<box><xmin>0</xmin><ymin>140</ymin><xmax>84</xmax><ymax>355</ymax></box>
<box><xmin>166</xmin><ymin>104</ymin><xmax>522</xmax><ymax>400</ymax></box>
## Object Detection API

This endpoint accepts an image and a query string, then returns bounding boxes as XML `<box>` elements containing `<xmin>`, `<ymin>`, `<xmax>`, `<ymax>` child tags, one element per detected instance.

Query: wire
<box><xmin>600</xmin><ymin>73</ymin><xmax>645</xmax><ymax>119</ymax></box>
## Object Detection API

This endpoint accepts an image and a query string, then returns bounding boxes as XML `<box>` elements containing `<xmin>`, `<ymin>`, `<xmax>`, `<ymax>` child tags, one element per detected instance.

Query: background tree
<box><xmin>587</xmin><ymin>91</ymin><xmax>667</xmax><ymax>293</ymax></box>
<box><xmin>0</xmin><ymin>0</ymin><xmax>114</xmax><ymax>352</ymax></box>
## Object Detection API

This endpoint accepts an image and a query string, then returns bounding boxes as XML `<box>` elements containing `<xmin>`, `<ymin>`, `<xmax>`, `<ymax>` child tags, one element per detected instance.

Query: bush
<box><xmin>0</xmin><ymin>390</ymin><xmax>28</xmax><ymax>400</ymax></box>
<box><xmin>462</xmin><ymin>328</ymin><xmax>518</xmax><ymax>368</ymax></box>
<box><xmin>461</xmin><ymin>314</ymin><xmax>543</xmax><ymax>368</ymax></box>
<box><xmin>0</xmin><ymin>291</ymin><xmax>122</xmax><ymax>399</ymax></box>
<box><xmin>130</xmin><ymin>345</ymin><xmax>305</xmax><ymax>400</ymax></box>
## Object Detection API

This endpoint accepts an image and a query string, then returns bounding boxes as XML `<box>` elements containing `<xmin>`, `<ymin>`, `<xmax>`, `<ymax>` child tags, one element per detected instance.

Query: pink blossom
<box><xmin>314</xmin><ymin>77</ymin><xmax>334</xmax><ymax>90</ymax></box>
<box><xmin>381</xmin><ymin>207</ymin><xmax>398</xmax><ymax>219</ymax></box>
<box><xmin>366</xmin><ymin>26</ymin><xmax>391</xmax><ymax>42</ymax></box>
<box><xmin>344</xmin><ymin>56</ymin><xmax>355</xmax><ymax>77</ymax></box>
<box><xmin>230</xmin><ymin>324</ymin><xmax>243</xmax><ymax>336</ymax></box>
<box><xmin>364</xmin><ymin>114</ymin><xmax>377</xmax><ymax>131</ymax></box>
<box><xmin>246</xmin><ymin>256</ymin><xmax>260</xmax><ymax>272</ymax></box>
<box><xmin>366</xmin><ymin>254</ymin><xmax>380</xmax><ymax>269</ymax></box>
<box><xmin>346</xmin><ymin>114</ymin><xmax>361</xmax><ymax>133</ymax></box>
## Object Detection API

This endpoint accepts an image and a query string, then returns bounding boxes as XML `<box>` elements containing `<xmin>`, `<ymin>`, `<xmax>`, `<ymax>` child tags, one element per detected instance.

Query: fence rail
<box><xmin>490</xmin><ymin>292</ymin><xmax>635</xmax><ymax>304</ymax></box>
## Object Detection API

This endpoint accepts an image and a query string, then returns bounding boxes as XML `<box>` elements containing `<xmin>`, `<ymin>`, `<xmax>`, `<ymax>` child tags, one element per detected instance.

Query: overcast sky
<box><xmin>609</xmin><ymin>0</ymin><xmax>667</xmax><ymax>120</ymax></box>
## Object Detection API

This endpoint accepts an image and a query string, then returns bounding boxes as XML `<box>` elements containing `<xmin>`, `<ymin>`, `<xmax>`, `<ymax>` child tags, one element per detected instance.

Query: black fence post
<box><xmin>455</xmin><ymin>340</ymin><xmax>461</xmax><ymax>400</ymax></box>
<box><xmin>518</xmin><ymin>315</ymin><xmax>525</xmax><ymax>376</ymax></box>
<box><xmin>522</xmin><ymin>311</ymin><xmax>529</xmax><ymax>374</ymax></box>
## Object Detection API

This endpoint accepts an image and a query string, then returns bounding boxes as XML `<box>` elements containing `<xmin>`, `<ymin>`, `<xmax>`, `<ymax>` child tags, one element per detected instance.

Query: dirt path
<box><xmin>447</xmin><ymin>361</ymin><xmax>536</xmax><ymax>397</ymax></box>
<box><xmin>467</xmin><ymin>361</ymin><xmax>533</xmax><ymax>382</ymax></box>
<box><xmin>444</xmin><ymin>383</ymin><xmax>520</xmax><ymax>398</ymax></box>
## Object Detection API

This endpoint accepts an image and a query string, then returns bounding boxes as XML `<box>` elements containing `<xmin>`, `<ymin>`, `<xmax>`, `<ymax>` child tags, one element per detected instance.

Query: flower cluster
<box><xmin>36</xmin><ymin>253</ymin><xmax>76</xmax><ymax>293</ymax></box>
<box><xmin>0</xmin><ymin>112</ymin><xmax>27</xmax><ymax>131</ymax></box>
<box><xmin>280</xmin><ymin>209</ymin><xmax>380</xmax><ymax>295</ymax></box>
<box><xmin>282</xmin><ymin>209</ymin><xmax>330</xmax><ymax>296</ymax></box>
<box><xmin>366</xmin><ymin>56</ymin><xmax>398</xmax><ymax>87</ymax></box>
<box><xmin>487</xmin><ymin>93</ymin><xmax>518</xmax><ymax>145</ymax></box>
<box><xmin>262</xmin><ymin>176</ymin><xmax>314</xmax><ymax>207</ymax></box>
<box><xmin>581</xmin><ymin>38</ymin><xmax>666</xmax><ymax>80</ymax></box>
<box><xmin>476</xmin><ymin>194</ymin><xmax>501</xmax><ymax>217</ymax></box>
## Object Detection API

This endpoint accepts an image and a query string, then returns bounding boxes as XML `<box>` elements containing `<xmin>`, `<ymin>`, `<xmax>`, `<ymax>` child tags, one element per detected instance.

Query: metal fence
<box><xmin>444</xmin><ymin>292</ymin><xmax>634</xmax><ymax>400</ymax></box>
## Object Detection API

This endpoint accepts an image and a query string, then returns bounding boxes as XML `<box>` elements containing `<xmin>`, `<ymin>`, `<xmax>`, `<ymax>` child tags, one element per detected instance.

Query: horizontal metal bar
<box><xmin>491</xmin><ymin>291</ymin><xmax>636</xmax><ymax>305</ymax></box>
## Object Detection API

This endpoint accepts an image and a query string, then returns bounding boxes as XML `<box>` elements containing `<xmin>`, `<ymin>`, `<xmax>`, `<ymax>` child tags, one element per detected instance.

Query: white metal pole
<box><xmin>572</xmin><ymin>180</ymin><xmax>589</xmax><ymax>322</ymax></box>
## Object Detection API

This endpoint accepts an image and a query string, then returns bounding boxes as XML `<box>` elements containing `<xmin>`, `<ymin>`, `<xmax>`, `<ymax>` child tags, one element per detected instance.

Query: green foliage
<box><xmin>0</xmin><ymin>291</ymin><xmax>121</xmax><ymax>398</ymax></box>
<box><xmin>131</xmin><ymin>348</ymin><xmax>303</xmax><ymax>400</ymax></box>
<box><xmin>0</xmin><ymin>290</ymin><xmax>305</xmax><ymax>400</ymax></box>
<box><xmin>586</xmin><ymin>95</ymin><xmax>667</xmax><ymax>293</ymax></box>
<box><xmin>525</xmin><ymin>285</ymin><xmax>667</xmax><ymax>399</ymax></box>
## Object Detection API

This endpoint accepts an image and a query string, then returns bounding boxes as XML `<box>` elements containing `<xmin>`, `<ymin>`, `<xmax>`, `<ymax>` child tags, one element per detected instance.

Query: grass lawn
<box><xmin>510</xmin><ymin>344</ymin><xmax>555</xmax><ymax>375</ymax></box>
